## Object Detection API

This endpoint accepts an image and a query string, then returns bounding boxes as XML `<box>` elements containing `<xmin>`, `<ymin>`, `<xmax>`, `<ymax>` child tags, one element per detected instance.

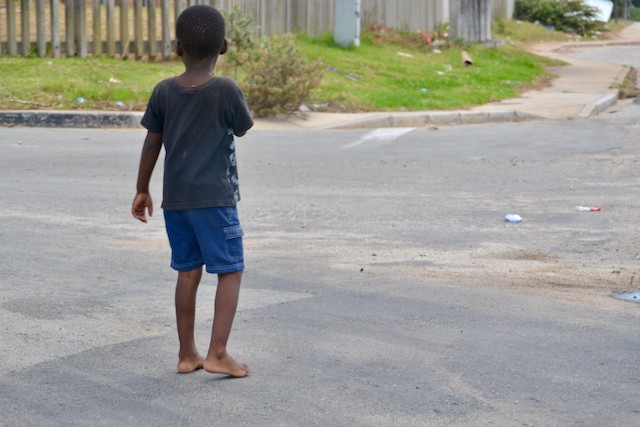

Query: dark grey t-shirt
<box><xmin>141</xmin><ymin>76</ymin><xmax>253</xmax><ymax>210</ymax></box>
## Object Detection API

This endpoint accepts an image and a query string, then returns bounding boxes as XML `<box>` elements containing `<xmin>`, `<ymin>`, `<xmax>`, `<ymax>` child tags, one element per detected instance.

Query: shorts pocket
<box><xmin>224</xmin><ymin>225</ymin><xmax>244</xmax><ymax>261</ymax></box>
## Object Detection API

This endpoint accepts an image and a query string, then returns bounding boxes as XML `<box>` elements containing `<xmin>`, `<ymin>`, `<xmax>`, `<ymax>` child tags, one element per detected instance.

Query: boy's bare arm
<box><xmin>132</xmin><ymin>131</ymin><xmax>163</xmax><ymax>223</ymax></box>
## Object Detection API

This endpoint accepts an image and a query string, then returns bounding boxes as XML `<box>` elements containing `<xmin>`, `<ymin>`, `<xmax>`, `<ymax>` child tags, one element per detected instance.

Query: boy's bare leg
<box><xmin>203</xmin><ymin>271</ymin><xmax>250</xmax><ymax>377</ymax></box>
<box><xmin>175</xmin><ymin>267</ymin><xmax>205</xmax><ymax>373</ymax></box>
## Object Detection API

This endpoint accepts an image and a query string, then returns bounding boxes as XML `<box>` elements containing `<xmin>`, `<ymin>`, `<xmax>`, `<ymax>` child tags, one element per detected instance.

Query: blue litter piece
<box><xmin>613</xmin><ymin>292</ymin><xmax>640</xmax><ymax>303</ymax></box>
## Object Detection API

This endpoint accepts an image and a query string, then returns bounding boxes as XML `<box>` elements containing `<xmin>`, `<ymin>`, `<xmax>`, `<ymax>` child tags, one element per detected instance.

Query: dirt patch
<box><xmin>494</xmin><ymin>249</ymin><xmax>560</xmax><ymax>262</ymax></box>
<box><xmin>248</xmin><ymin>233</ymin><xmax>634</xmax><ymax>301</ymax></box>
<box><xmin>515</xmin><ymin>73</ymin><xmax>556</xmax><ymax>93</ymax></box>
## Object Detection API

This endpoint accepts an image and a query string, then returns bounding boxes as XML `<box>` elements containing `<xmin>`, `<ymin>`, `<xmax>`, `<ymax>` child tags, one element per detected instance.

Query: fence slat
<box><xmin>51</xmin><ymin>0</ymin><xmax>60</xmax><ymax>58</ymax></box>
<box><xmin>20</xmin><ymin>0</ymin><xmax>30</xmax><ymax>54</ymax></box>
<box><xmin>175</xmin><ymin>0</ymin><xmax>186</xmax><ymax>32</ymax></box>
<box><xmin>106</xmin><ymin>0</ymin><xmax>116</xmax><ymax>57</ymax></box>
<box><xmin>74</xmin><ymin>0</ymin><xmax>87</xmax><ymax>56</ymax></box>
<box><xmin>7</xmin><ymin>0</ymin><xmax>17</xmax><ymax>56</ymax></box>
<box><xmin>37</xmin><ymin>0</ymin><xmax>46</xmax><ymax>56</ymax></box>
<box><xmin>134</xmin><ymin>0</ymin><xmax>143</xmax><ymax>59</ymax></box>
<box><xmin>93</xmin><ymin>0</ymin><xmax>101</xmax><ymax>55</ymax></box>
<box><xmin>65</xmin><ymin>0</ymin><xmax>75</xmax><ymax>56</ymax></box>
<box><xmin>121</xmin><ymin>0</ymin><xmax>129</xmax><ymax>58</ymax></box>
<box><xmin>161</xmin><ymin>0</ymin><xmax>171</xmax><ymax>59</ymax></box>
<box><xmin>148</xmin><ymin>0</ymin><xmax>157</xmax><ymax>59</ymax></box>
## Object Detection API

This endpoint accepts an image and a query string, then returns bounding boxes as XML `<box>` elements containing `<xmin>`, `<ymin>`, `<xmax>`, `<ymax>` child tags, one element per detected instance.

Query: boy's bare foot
<box><xmin>203</xmin><ymin>352</ymin><xmax>250</xmax><ymax>378</ymax></box>
<box><xmin>177</xmin><ymin>355</ymin><xmax>205</xmax><ymax>374</ymax></box>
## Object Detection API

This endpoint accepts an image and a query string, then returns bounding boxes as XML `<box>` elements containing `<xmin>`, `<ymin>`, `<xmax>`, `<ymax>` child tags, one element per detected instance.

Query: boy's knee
<box><xmin>218</xmin><ymin>270</ymin><xmax>242</xmax><ymax>282</ymax></box>
<box><xmin>219</xmin><ymin>270</ymin><xmax>242</xmax><ymax>278</ymax></box>
<box><xmin>179</xmin><ymin>267</ymin><xmax>203</xmax><ymax>280</ymax></box>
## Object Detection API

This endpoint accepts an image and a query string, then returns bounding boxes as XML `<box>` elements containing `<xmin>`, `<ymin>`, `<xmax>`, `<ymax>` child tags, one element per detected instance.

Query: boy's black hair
<box><xmin>176</xmin><ymin>5</ymin><xmax>226</xmax><ymax>60</ymax></box>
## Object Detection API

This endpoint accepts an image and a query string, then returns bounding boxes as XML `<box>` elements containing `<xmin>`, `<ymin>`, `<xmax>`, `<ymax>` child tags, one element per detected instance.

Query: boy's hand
<box><xmin>132</xmin><ymin>192</ymin><xmax>153</xmax><ymax>223</ymax></box>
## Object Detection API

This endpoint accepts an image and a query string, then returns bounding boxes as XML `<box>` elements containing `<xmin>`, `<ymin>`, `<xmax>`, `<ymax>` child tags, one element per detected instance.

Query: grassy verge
<box><xmin>0</xmin><ymin>21</ymin><xmax>574</xmax><ymax>113</ymax></box>
<box><xmin>298</xmin><ymin>31</ymin><xmax>561</xmax><ymax>112</ymax></box>
<box><xmin>493</xmin><ymin>18</ymin><xmax>632</xmax><ymax>45</ymax></box>
<box><xmin>0</xmin><ymin>57</ymin><xmax>183</xmax><ymax>110</ymax></box>
<box><xmin>494</xmin><ymin>19</ymin><xmax>581</xmax><ymax>44</ymax></box>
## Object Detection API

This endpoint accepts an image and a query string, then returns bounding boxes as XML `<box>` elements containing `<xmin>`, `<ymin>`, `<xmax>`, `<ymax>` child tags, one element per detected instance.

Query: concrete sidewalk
<box><xmin>1</xmin><ymin>23</ymin><xmax>639</xmax><ymax>130</ymax></box>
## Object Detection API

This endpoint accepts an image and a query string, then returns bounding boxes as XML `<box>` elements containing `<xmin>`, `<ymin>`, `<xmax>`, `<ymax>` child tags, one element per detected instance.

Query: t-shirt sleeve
<box><xmin>227</xmin><ymin>83</ymin><xmax>254</xmax><ymax>134</ymax></box>
<box><xmin>140</xmin><ymin>84</ymin><xmax>164</xmax><ymax>133</ymax></box>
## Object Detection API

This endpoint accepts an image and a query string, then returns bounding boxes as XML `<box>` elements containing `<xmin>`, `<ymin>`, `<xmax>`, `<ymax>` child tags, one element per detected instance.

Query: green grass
<box><xmin>0</xmin><ymin>22</ymin><xmax>570</xmax><ymax>112</ymax></box>
<box><xmin>493</xmin><ymin>19</ymin><xmax>579</xmax><ymax>43</ymax></box>
<box><xmin>493</xmin><ymin>18</ymin><xmax>633</xmax><ymax>44</ymax></box>
<box><xmin>0</xmin><ymin>57</ymin><xmax>183</xmax><ymax>110</ymax></box>
<box><xmin>298</xmin><ymin>31</ymin><xmax>560</xmax><ymax>111</ymax></box>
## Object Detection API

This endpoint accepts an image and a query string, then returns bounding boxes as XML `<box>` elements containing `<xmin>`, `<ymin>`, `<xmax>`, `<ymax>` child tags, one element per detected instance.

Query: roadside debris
<box><xmin>505</xmin><ymin>214</ymin><xmax>522</xmax><ymax>224</ymax></box>
<box><xmin>575</xmin><ymin>206</ymin><xmax>602</xmax><ymax>211</ymax></box>
<box><xmin>613</xmin><ymin>291</ymin><xmax>640</xmax><ymax>303</ymax></box>
<box><xmin>417</xmin><ymin>31</ymin><xmax>432</xmax><ymax>45</ymax></box>
<box><xmin>462</xmin><ymin>51</ymin><xmax>473</xmax><ymax>66</ymax></box>
<box><xmin>326</xmin><ymin>66</ymin><xmax>360</xmax><ymax>81</ymax></box>
<box><xmin>307</xmin><ymin>102</ymin><xmax>331</xmax><ymax>112</ymax></box>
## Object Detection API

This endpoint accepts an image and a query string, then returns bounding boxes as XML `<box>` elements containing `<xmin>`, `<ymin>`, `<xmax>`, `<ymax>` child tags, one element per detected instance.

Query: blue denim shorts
<box><xmin>163</xmin><ymin>207</ymin><xmax>244</xmax><ymax>274</ymax></box>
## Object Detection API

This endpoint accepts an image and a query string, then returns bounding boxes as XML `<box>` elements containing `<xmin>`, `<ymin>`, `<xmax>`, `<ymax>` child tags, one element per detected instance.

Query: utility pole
<box><xmin>449</xmin><ymin>0</ymin><xmax>492</xmax><ymax>43</ymax></box>
<box><xmin>334</xmin><ymin>0</ymin><xmax>361</xmax><ymax>47</ymax></box>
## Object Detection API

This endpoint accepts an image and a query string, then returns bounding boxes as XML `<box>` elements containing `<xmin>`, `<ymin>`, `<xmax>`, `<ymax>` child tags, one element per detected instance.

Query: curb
<box><xmin>0</xmin><ymin>109</ymin><xmax>546</xmax><ymax>130</ymax></box>
<box><xmin>0</xmin><ymin>95</ymin><xmax>619</xmax><ymax>130</ymax></box>
<box><xmin>577</xmin><ymin>92</ymin><xmax>619</xmax><ymax>118</ymax></box>
<box><xmin>324</xmin><ymin>110</ymin><xmax>544</xmax><ymax>129</ymax></box>
<box><xmin>0</xmin><ymin>110</ymin><xmax>144</xmax><ymax>128</ymax></box>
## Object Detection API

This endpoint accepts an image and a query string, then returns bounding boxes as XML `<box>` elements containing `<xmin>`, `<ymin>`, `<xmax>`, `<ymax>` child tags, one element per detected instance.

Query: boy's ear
<box><xmin>176</xmin><ymin>40</ymin><xmax>184</xmax><ymax>57</ymax></box>
<box><xmin>220</xmin><ymin>38</ymin><xmax>228</xmax><ymax>55</ymax></box>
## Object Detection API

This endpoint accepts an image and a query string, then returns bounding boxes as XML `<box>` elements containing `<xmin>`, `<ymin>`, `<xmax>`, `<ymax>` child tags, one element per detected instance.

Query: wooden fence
<box><xmin>0</xmin><ymin>0</ymin><xmax>514</xmax><ymax>59</ymax></box>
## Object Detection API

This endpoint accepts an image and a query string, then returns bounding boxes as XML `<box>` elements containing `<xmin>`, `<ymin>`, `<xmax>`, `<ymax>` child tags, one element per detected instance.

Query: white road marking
<box><xmin>342</xmin><ymin>127</ymin><xmax>415</xmax><ymax>149</ymax></box>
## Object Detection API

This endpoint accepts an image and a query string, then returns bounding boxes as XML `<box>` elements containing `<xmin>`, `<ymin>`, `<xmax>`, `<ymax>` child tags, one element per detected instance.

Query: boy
<box><xmin>131</xmin><ymin>5</ymin><xmax>253</xmax><ymax>377</ymax></box>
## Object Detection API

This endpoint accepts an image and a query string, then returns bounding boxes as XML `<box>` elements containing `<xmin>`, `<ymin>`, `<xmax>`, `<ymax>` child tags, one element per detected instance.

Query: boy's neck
<box><xmin>177</xmin><ymin>56</ymin><xmax>218</xmax><ymax>87</ymax></box>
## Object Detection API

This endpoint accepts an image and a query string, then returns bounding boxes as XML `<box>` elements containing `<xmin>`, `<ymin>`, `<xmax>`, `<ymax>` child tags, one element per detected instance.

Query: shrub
<box><xmin>221</xmin><ymin>5</ymin><xmax>259</xmax><ymax>78</ymax></box>
<box><xmin>514</xmin><ymin>0</ymin><xmax>601</xmax><ymax>36</ymax></box>
<box><xmin>243</xmin><ymin>34</ymin><xmax>322</xmax><ymax>117</ymax></box>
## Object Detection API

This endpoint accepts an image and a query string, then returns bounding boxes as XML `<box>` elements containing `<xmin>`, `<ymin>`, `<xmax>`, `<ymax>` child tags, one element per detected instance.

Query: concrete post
<box><xmin>449</xmin><ymin>0</ymin><xmax>492</xmax><ymax>43</ymax></box>
<box><xmin>334</xmin><ymin>0</ymin><xmax>360</xmax><ymax>47</ymax></box>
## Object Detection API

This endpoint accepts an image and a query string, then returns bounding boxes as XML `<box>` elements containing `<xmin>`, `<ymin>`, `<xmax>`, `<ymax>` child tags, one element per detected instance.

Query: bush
<box><xmin>514</xmin><ymin>0</ymin><xmax>601</xmax><ymax>36</ymax></box>
<box><xmin>243</xmin><ymin>34</ymin><xmax>322</xmax><ymax>118</ymax></box>
<box><xmin>631</xmin><ymin>6</ymin><xmax>640</xmax><ymax>21</ymax></box>
<box><xmin>221</xmin><ymin>5</ymin><xmax>259</xmax><ymax>79</ymax></box>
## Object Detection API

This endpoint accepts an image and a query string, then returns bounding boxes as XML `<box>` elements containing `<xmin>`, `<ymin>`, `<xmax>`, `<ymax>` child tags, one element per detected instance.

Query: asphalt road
<box><xmin>1</xmin><ymin>100</ymin><xmax>639</xmax><ymax>425</ymax></box>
